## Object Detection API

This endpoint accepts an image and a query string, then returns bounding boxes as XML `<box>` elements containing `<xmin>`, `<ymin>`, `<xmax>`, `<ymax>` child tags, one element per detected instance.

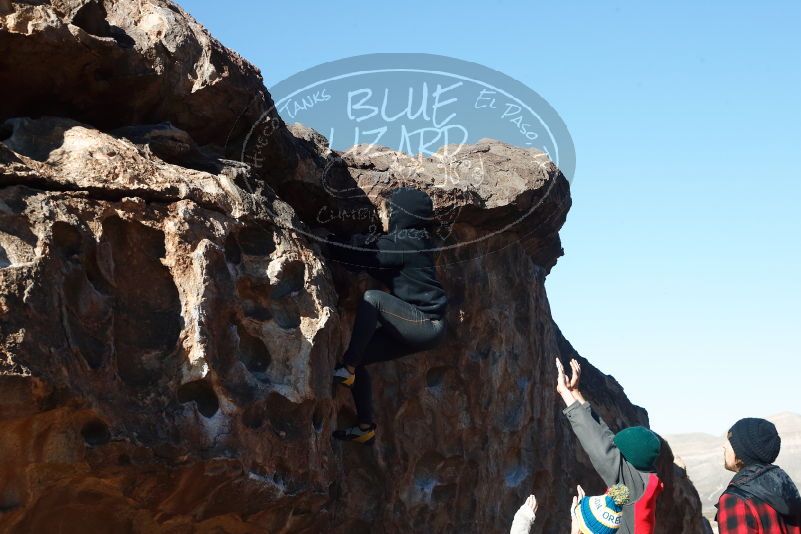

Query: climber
<box><xmin>509</xmin><ymin>484</ymin><xmax>631</xmax><ymax>534</ymax></box>
<box><xmin>715</xmin><ymin>417</ymin><xmax>801</xmax><ymax>533</ymax></box>
<box><xmin>324</xmin><ymin>187</ymin><xmax>448</xmax><ymax>445</ymax></box>
<box><xmin>555</xmin><ymin>358</ymin><xmax>663</xmax><ymax>534</ymax></box>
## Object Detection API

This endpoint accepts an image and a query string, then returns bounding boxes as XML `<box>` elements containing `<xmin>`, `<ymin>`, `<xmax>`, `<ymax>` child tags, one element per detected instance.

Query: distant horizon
<box><xmin>179</xmin><ymin>0</ymin><xmax>801</xmax><ymax>437</ymax></box>
<box><xmin>663</xmin><ymin>411</ymin><xmax>801</xmax><ymax>438</ymax></box>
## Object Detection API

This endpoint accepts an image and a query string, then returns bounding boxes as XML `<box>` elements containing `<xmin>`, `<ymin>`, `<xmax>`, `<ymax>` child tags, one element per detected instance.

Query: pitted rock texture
<box><xmin>0</xmin><ymin>117</ymin><xmax>341</xmax><ymax>532</ymax></box>
<box><xmin>0</xmin><ymin>1</ymin><xmax>707</xmax><ymax>533</ymax></box>
<box><xmin>0</xmin><ymin>0</ymin><xmax>287</xmax><ymax>157</ymax></box>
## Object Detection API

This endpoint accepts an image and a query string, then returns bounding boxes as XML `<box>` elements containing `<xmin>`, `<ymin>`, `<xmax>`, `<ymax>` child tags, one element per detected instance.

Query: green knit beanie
<box><xmin>613</xmin><ymin>426</ymin><xmax>661</xmax><ymax>472</ymax></box>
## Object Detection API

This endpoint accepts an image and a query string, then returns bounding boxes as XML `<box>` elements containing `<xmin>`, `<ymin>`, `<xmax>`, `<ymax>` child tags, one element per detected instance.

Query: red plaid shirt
<box><xmin>717</xmin><ymin>492</ymin><xmax>801</xmax><ymax>534</ymax></box>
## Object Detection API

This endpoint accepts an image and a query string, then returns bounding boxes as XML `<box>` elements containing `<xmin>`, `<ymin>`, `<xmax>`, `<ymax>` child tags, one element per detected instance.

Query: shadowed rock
<box><xmin>0</xmin><ymin>0</ymin><xmax>286</xmax><ymax>157</ymax></box>
<box><xmin>0</xmin><ymin>1</ymin><xmax>707</xmax><ymax>532</ymax></box>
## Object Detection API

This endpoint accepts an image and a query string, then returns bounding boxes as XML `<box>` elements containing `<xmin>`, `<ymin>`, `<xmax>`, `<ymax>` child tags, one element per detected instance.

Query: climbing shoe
<box><xmin>332</xmin><ymin>424</ymin><xmax>377</xmax><ymax>445</ymax></box>
<box><xmin>332</xmin><ymin>364</ymin><xmax>355</xmax><ymax>388</ymax></box>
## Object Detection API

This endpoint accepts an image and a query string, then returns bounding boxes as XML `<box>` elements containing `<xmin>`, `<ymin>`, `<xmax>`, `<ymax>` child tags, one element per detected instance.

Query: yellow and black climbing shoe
<box><xmin>332</xmin><ymin>424</ymin><xmax>376</xmax><ymax>445</ymax></box>
<box><xmin>333</xmin><ymin>364</ymin><xmax>355</xmax><ymax>388</ymax></box>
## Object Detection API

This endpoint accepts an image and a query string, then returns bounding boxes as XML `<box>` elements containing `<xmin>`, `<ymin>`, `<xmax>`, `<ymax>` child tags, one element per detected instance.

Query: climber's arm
<box><xmin>326</xmin><ymin>233</ymin><xmax>403</xmax><ymax>272</ymax></box>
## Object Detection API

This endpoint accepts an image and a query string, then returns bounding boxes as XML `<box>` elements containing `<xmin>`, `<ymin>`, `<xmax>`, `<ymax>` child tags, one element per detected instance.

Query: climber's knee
<box><xmin>362</xmin><ymin>289</ymin><xmax>382</xmax><ymax>308</ymax></box>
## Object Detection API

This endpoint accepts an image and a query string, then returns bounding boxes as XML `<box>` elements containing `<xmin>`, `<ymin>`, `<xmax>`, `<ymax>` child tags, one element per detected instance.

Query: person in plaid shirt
<box><xmin>716</xmin><ymin>418</ymin><xmax>801</xmax><ymax>533</ymax></box>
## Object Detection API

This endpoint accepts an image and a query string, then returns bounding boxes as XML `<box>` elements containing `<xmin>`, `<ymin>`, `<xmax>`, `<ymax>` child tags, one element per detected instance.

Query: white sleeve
<box><xmin>509</xmin><ymin>503</ymin><xmax>536</xmax><ymax>534</ymax></box>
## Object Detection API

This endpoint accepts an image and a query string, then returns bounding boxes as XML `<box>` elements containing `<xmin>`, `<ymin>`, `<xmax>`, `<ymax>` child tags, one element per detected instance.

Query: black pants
<box><xmin>343</xmin><ymin>289</ymin><xmax>446</xmax><ymax>424</ymax></box>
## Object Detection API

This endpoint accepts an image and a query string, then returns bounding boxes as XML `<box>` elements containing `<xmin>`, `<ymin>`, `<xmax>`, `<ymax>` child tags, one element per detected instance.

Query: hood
<box><xmin>387</xmin><ymin>187</ymin><xmax>434</xmax><ymax>231</ymax></box>
<box><xmin>731</xmin><ymin>464</ymin><xmax>801</xmax><ymax>520</ymax></box>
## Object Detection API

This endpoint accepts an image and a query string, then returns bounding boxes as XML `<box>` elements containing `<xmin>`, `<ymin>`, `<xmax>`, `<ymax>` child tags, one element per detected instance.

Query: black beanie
<box><xmin>728</xmin><ymin>418</ymin><xmax>781</xmax><ymax>466</ymax></box>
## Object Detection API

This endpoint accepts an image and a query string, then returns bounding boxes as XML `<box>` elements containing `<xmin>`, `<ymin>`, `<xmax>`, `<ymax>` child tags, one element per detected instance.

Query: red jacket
<box><xmin>635</xmin><ymin>473</ymin><xmax>663</xmax><ymax>534</ymax></box>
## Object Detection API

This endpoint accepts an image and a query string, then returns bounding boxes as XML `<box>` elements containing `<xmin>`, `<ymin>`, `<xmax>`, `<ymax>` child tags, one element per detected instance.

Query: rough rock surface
<box><xmin>1</xmin><ymin>1</ymin><xmax>707</xmax><ymax>533</ymax></box>
<box><xmin>0</xmin><ymin>0</ymin><xmax>289</xmax><ymax>158</ymax></box>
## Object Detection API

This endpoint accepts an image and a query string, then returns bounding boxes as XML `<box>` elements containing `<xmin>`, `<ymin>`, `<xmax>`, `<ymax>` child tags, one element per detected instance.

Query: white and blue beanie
<box><xmin>576</xmin><ymin>485</ymin><xmax>631</xmax><ymax>534</ymax></box>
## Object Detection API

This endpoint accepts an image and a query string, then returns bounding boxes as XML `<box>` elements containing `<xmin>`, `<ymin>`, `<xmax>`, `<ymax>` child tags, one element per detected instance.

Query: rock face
<box><xmin>0</xmin><ymin>1</ymin><xmax>707</xmax><ymax>533</ymax></box>
<box><xmin>0</xmin><ymin>0</ymin><xmax>287</xmax><ymax>157</ymax></box>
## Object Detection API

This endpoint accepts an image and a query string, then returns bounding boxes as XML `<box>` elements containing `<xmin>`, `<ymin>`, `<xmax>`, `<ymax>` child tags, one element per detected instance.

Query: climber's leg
<box><xmin>349</xmin><ymin>328</ymin><xmax>414</xmax><ymax>425</ymax></box>
<box><xmin>351</xmin><ymin>365</ymin><xmax>374</xmax><ymax>424</ymax></box>
<box><xmin>332</xmin><ymin>363</ymin><xmax>356</xmax><ymax>388</ymax></box>
<box><xmin>333</xmin><ymin>318</ymin><xmax>446</xmax><ymax>444</ymax></box>
<box><xmin>342</xmin><ymin>289</ymin><xmax>445</xmax><ymax>370</ymax></box>
<box><xmin>334</xmin><ymin>328</ymin><xmax>409</xmax><ymax>445</ymax></box>
<box><xmin>335</xmin><ymin>288</ymin><xmax>429</xmax><ymax>388</ymax></box>
<box><xmin>331</xmin><ymin>421</ymin><xmax>378</xmax><ymax>445</ymax></box>
<box><xmin>333</xmin><ymin>290</ymin><xmax>383</xmax><ymax>388</ymax></box>
<box><xmin>351</xmin><ymin>316</ymin><xmax>445</xmax><ymax>419</ymax></box>
<box><xmin>340</xmin><ymin>289</ymin><xmax>386</xmax><ymax>369</ymax></box>
<box><xmin>333</xmin><ymin>293</ymin><xmax>447</xmax><ymax>444</ymax></box>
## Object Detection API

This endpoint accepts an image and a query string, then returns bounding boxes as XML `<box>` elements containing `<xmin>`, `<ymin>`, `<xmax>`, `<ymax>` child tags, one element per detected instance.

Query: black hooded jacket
<box><xmin>722</xmin><ymin>463</ymin><xmax>801</xmax><ymax>524</ymax></box>
<box><xmin>328</xmin><ymin>188</ymin><xmax>448</xmax><ymax>319</ymax></box>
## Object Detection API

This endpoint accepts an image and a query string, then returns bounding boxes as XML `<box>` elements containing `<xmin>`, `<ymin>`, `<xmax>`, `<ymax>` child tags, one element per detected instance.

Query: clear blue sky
<box><xmin>180</xmin><ymin>0</ymin><xmax>800</xmax><ymax>435</ymax></box>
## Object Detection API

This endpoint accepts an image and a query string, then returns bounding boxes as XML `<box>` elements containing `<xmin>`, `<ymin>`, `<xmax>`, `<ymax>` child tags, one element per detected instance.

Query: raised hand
<box><xmin>555</xmin><ymin>357</ymin><xmax>571</xmax><ymax>395</ymax></box>
<box><xmin>568</xmin><ymin>359</ymin><xmax>581</xmax><ymax>391</ymax></box>
<box><xmin>556</xmin><ymin>358</ymin><xmax>579</xmax><ymax>406</ymax></box>
<box><xmin>524</xmin><ymin>494</ymin><xmax>537</xmax><ymax>514</ymax></box>
<box><xmin>570</xmin><ymin>485</ymin><xmax>586</xmax><ymax>534</ymax></box>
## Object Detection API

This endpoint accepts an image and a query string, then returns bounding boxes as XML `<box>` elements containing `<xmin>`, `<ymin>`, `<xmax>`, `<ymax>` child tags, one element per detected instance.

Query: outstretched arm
<box><xmin>556</xmin><ymin>358</ymin><xmax>646</xmax><ymax>497</ymax></box>
<box><xmin>326</xmin><ymin>233</ymin><xmax>403</xmax><ymax>272</ymax></box>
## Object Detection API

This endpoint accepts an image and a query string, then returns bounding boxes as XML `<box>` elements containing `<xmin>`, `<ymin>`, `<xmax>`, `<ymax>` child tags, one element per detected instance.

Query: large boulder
<box><xmin>0</xmin><ymin>0</ymin><xmax>285</xmax><ymax>157</ymax></box>
<box><xmin>0</xmin><ymin>116</ymin><xmax>340</xmax><ymax>532</ymax></box>
<box><xmin>0</xmin><ymin>1</ymin><xmax>707</xmax><ymax>532</ymax></box>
